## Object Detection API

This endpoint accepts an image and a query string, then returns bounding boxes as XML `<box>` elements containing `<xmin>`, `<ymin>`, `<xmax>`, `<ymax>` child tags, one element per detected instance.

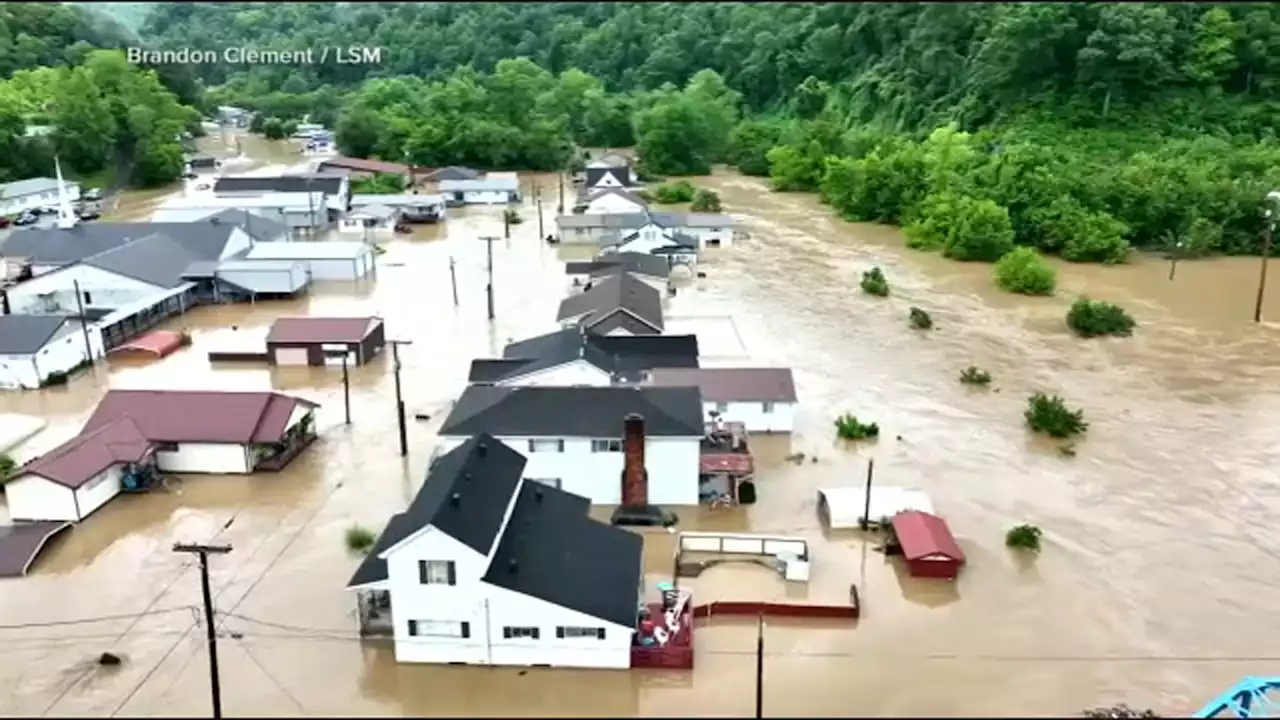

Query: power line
<box><xmin>235</xmin><ymin>640</ymin><xmax>307</xmax><ymax>713</ymax></box>
<box><xmin>0</xmin><ymin>607</ymin><xmax>195</xmax><ymax>631</ymax></box>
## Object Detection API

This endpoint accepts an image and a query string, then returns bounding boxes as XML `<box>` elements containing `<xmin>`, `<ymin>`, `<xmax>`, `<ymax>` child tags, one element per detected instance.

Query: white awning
<box><xmin>817</xmin><ymin>486</ymin><xmax>935</xmax><ymax>530</ymax></box>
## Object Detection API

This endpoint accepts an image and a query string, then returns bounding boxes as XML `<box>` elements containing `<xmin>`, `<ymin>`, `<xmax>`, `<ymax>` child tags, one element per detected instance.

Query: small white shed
<box><xmin>816</xmin><ymin>486</ymin><xmax>935</xmax><ymax>530</ymax></box>
<box><xmin>243</xmin><ymin>241</ymin><xmax>375</xmax><ymax>281</ymax></box>
<box><xmin>339</xmin><ymin>204</ymin><xmax>399</xmax><ymax>238</ymax></box>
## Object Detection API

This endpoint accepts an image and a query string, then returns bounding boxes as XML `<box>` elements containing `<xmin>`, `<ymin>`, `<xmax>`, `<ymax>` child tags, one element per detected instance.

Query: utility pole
<box><xmin>503</xmin><ymin>207</ymin><xmax>511</xmax><ymax>240</ymax></box>
<box><xmin>71</xmin><ymin>280</ymin><xmax>95</xmax><ymax>365</ymax></box>
<box><xmin>173</xmin><ymin>543</ymin><xmax>232</xmax><ymax>720</ymax></box>
<box><xmin>860</xmin><ymin>458</ymin><xmax>875</xmax><ymax>531</ymax></box>
<box><xmin>480</xmin><ymin>235</ymin><xmax>499</xmax><ymax>321</ymax></box>
<box><xmin>1256</xmin><ymin>206</ymin><xmax>1276</xmax><ymax>323</ymax></box>
<box><xmin>754</xmin><ymin>613</ymin><xmax>765</xmax><ymax>719</ymax></box>
<box><xmin>536</xmin><ymin>185</ymin><xmax>544</xmax><ymax>240</ymax></box>
<box><xmin>389</xmin><ymin>339</ymin><xmax>412</xmax><ymax>457</ymax></box>
<box><xmin>557</xmin><ymin>172</ymin><xmax>565</xmax><ymax>215</ymax></box>
<box><xmin>324</xmin><ymin>350</ymin><xmax>352</xmax><ymax>423</ymax></box>
<box><xmin>448</xmin><ymin>256</ymin><xmax>459</xmax><ymax>306</ymax></box>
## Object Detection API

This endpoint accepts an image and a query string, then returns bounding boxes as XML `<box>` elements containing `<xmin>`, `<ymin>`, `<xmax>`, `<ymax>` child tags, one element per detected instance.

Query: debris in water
<box><xmin>97</xmin><ymin>652</ymin><xmax>122</xmax><ymax>667</ymax></box>
<box><xmin>785</xmin><ymin>452</ymin><xmax>806</xmax><ymax>465</ymax></box>
<box><xmin>414</xmin><ymin>413</ymin><xmax>432</xmax><ymax>421</ymax></box>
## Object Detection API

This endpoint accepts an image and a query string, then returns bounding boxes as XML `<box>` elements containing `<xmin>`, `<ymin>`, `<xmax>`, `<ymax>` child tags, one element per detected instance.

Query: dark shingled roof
<box><xmin>1</xmin><ymin>221</ymin><xmax>240</xmax><ymax>268</ymax></box>
<box><xmin>347</xmin><ymin>434</ymin><xmax>525</xmax><ymax>588</ymax></box>
<box><xmin>482</xmin><ymin>481</ymin><xmax>642</xmax><ymax>628</ymax></box>
<box><xmin>0</xmin><ymin>315</ymin><xmax>73</xmax><ymax>354</ymax></box>
<box><xmin>266</xmin><ymin>316</ymin><xmax>380</xmax><ymax>345</ymax></box>
<box><xmin>83</xmin><ymin>390</ymin><xmax>318</xmax><ymax>444</ymax></box>
<box><xmin>565</xmin><ymin>252</ymin><xmax>670</xmax><ymax>280</ymax></box>
<box><xmin>83</xmin><ymin>233</ymin><xmax>205</xmax><ymax>288</ymax></box>
<box><xmin>556</xmin><ymin>272</ymin><xmax>664</xmax><ymax>332</ymax></box>
<box><xmin>213</xmin><ymin>174</ymin><xmax>346</xmax><ymax>196</ymax></box>
<box><xmin>440</xmin><ymin>385</ymin><xmax>704</xmax><ymax>437</ymax></box>
<box><xmin>469</xmin><ymin>327</ymin><xmax>699</xmax><ymax>384</ymax></box>
<box><xmin>0</xmin><ymin>522</ymin><xmax>72</xmax><ymax>578</ymax></box>
<box><xmin>647</xmin><ymin>367</ymin><xmax>799</xmax><ymax>403</ymax></box>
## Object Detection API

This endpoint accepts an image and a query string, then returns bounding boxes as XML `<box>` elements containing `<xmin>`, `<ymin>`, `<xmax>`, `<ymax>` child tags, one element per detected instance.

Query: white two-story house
<box><xmin>0</xmin><ymin>177</ymin><xmax>81</xmax><ymax>216</ymax></box>
<box><xmin>436</xmin><ymin>385</ymin><xmax>704</xmax><ymax>505</ymax></box>
<box><xmin>556</xmin><ymin>272</ymin><xmax>665</xmax><ymax>336</ymax></box>
<box><xmin>467</xmin><ymin>327</ymin><xmax>701</xmax><ymax>387</ymax></box>
<box><xmin>346</xmin><ymin>434</ymin><xmax>644</xmax><ymax>669</ymax></box>
<box><xmin>556</xmin><ymin>211</ymin><xmax>735</xmax><ymax>249</ymax></box>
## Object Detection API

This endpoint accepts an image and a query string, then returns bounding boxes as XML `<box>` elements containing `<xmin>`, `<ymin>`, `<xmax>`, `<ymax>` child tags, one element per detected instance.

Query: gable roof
<box><xmin>584</xmin><ymin>167</ymin><xmax>631</xmax><ymax>189</ymax></box>
<box><xmin>556</xmin><ymin>272</ymin><xmax>664</xmax><ymax>331</ymax></box>
<box><xmin>585</xmin><ymin>187</ymin><xmax>647</xmax><ymax>207</ymax></box>
<box><xmin>0</xmin><ymin>315</ymin><xmax>73</xmax><ymax>354</ymax></box>
<box><xmin>647</xmin><ymin>367</ymin><xmax>798</xmax><ymax>403</ymax></box>
<box><xmin>588</xmin><ymin>152</ymin><xmax>632</xmax><ymax>168</ymax></box>
<box><xmin>482</xmin><ymin>481</ymin><xmax>642</xmax><ymax>627</ymax></box>
<box><xmin>557</xmin><ymin>211</ymin><xmax>733</xmax><ymax>230</ymax></box>
<box><xmin>266</xmin><ymin>317</ymin><xmax>380</xmax><ymax>345</ymax></box>
<box><xmin>424</xmin><ymin>166</ymin><xmax>481</xmax><ymax>182</ymax></box>
<box><xmin>438</xmin><ymin>177</ymin><xmax>519</xmax><ymax>193</ymax></box>
<box><xmin>590</xmin><ymin>252</ymin><xmax>671</xmax><ymax>280</ymax></box>
<box><xmin>213</xmin><ymin>174</ymin><xmax>346</xmax><ymax>196</ymax></box>
<box><xmin>201</xmin><ymin>208</ymin><xmax>288</xmax><ymax>242</ymax></box>
<box><xmin>82</xmin><ymin>390</ymin><xmax>318</xmax><ymax>444</ymax></box>
<box><xmin>15</xmin><ymin>418</ymin><xmax>154</xmax><ymax>489</ymax></box>
<box><xmin>318</xmin><ymin>157</ymin><xmax>410</xmax><ymax>175</ymax></box>
<box><xmin>891</xmin><ymin>511</ymin><xmax>966</xmax><ymax>563</ymax></box>
<box><xmin>347</xmin><ymin>434</ymin><xmax>526</xmax><ymax>588</ymax></box>
<box><xmin>2</xmin><ymin>221</ymin><xmax>239</xmax><ymax>267</ymax></box>
<box><xmin>485</xmin><ymin>327</ymin><xmax>698</xmax><ymax>384</ymax></box>
<box><xmin>1</xmin><ymin>177</ymin><xmax>70</xmax><ymax>199</ymax></box>
<box><xmin>83</xmin><ymin>233</ymin><xmax>206</xmax><ymax>289</ymax></box>
<box><xmin>439</xmin><ymin>385</ymin><xmax>704</xmax><ymax>438</ymax></box>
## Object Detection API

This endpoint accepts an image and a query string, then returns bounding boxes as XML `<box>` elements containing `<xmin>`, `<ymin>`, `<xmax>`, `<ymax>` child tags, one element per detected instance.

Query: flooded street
<box><xmin>1</xmin><ymin>163</ymin><xmax>1278</xmax><ymax>717</ymax></box>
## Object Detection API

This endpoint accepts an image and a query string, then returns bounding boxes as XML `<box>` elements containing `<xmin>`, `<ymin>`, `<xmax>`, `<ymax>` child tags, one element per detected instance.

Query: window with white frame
<box><xmin>590</xmin><ymin>439</ymin><xmax>622</xmax><ymax>453</ymax></box>
<box><xmin>527</xmin><ymin>439</ymin><xmax>565</xmax><ymax>453</ymax></box>
<box><xmin>502</xmin><ymin>626</ymin><xmax>540</xmax><ymax>640</ymax></box>
<box><xmin>555</xmin><ymin>626</ymin><xmax>605</xmax><ymax>640</ymax></box>
<box><xmin>761</xmin><ymin>402</ymin><xmax>775</xmax><ymax>413</ymax></box>
<box><xmin>408</xmin><ymin>620</ymin><xmax>470</xmax><ymax>638</ymax></box>
<box><xmin>417</xmin><ymin>559</ymin><xmax>456</xmax><ymax>585</ymax></box>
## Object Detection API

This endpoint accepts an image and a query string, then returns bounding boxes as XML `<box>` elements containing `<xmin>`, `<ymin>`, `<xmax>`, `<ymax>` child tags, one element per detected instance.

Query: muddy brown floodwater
<box><xmin>2</xmin><ymin>165</ymin><xmax>1279</xmax><ymax>718</ymax></box>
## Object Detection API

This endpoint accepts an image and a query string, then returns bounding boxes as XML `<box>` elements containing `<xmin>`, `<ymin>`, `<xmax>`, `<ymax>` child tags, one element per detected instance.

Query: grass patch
<box><xmin>834</xmin><ymin>413</ymin><xmax>880</xmax><ymax>440</ymax></box>
<box><xmin>1025</xmin><ymin>392</ymin><xmax>1088</xmax><ymax>439</ymax></box>
<box><xmin>344</xmin><ymin>524</ymin><xmax>377</xmax><ymax>555</ymax></box>
<box><xmin>860</xmin><ymin>267</ymin><xmax>889</xmax><ymax>296</ymax></box>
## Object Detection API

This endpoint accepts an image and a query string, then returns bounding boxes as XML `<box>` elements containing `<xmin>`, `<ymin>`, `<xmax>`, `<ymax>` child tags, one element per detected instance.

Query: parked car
<box><xmin>76</xmin><ymin>207</ymin><xmax>100</xmax><ymax>221</ymax></box>
<box><xmin>14</xmin><ymin>211</ymin><xmax>37</xmax><ymax>226</ymax></box>
<box><xmin>83</xmin><ymin>188</ymin><xmax>103</xmax><ymax>201</ymax></box>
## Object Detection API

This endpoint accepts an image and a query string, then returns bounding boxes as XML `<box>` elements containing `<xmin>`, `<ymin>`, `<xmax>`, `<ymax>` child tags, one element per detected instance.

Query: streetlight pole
<box><xmin>1255</xmin><ymin>191</ymin><xmax>1280</xmax><ymax>323</ymax></box>
<box><xmin>389</xmin><ymin>339</ymin><xmax>412</xmax><ymax>457</ymax></box>
<box><xmin>173</xmin><ymin>543</ymin><xmax>232</xmax><ymax>720</ymax></box>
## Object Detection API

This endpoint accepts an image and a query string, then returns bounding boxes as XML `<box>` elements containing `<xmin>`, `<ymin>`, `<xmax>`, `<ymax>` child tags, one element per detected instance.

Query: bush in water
<box><xmin>909</xmin><ymin>306</ymin><xmax>934</xmax><ymax>329</ymax></box>
<box><xmin>1066</xmin><ymin>297</ymin><xmax>1136</xmax><ymax>338</ymax></box>
<box><xmin>652</xmin><ymin>180</ymin><xmax>697</xmax><ymax>203</ymax></box>
<box><xmin>1005</xmin><ymin>523</ymin><xmax>1044</xmax><ymax>551</ymax></box>
<box><xmin>959</xmin><ymin>366</ymin><xmax>992</xmax><ymax>385</ymax></box>
<box><xmin>994</xmin><ymin>246</ymin><xmax>1057</xmax><ymax>296</ymax></box>
<box><xmin>1025</xmin><ymin>392</ymin><xmax>1087</xmax><ymax>439</ymax></box>
<box><xmin>861</xmin><ymin>266</ymin><xmax>889</xmax><ymax>296</ymax></box>
<box><xmin>834</xmin><ymin>413</ymin><xmax>880</xmax><ymax>440</ymax></box>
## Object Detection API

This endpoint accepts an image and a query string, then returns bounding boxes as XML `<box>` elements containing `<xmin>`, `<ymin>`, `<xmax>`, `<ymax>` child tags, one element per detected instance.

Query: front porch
<box><xmin>699</xmin><ymin>421</ymin><xmax>755</xmax><ymax>507</ymax></box>
<box><xmin>355</xmin><ymin>588</ymin><xmax>393</xmax><ymax>638</ymax></box>
<box><xmin>252</xmin><ymin>411</ymin><xmax>318</xmax><ymax>472</ymax></box>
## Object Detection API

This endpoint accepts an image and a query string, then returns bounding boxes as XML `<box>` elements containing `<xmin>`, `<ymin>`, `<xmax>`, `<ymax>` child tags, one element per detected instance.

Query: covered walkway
<box><xmin>0</xmin><ymin>522</ymin><xmax>71</xmax><ymax>578</ymax></box>
<box><xmin>109</xmin><ymin>330</ymin><xmax>186</xmax><ymax>358</ymax></box>
<box><xmin>96</xmin><ymin>284</ymin><xmax>197</xmax><ymax>352</ymax></box>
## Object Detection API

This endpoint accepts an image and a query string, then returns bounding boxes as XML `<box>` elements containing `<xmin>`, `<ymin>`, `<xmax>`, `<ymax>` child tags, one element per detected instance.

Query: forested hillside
<box><xmin>0</xmin><ymin>3</ymin><xmax>199</xmax><ymax>188</ymax></box>
<box><xmin>139</xmin><ymin>2</ymin><xmax>1280</xmax><ymax>259</ymax></box>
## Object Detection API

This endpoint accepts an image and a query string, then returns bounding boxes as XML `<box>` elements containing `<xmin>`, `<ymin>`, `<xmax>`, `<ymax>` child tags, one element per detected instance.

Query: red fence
<box><xmin>693</xmin><ymin>598</ymin><xmax>860</xmax><ymax>621</ymax></box>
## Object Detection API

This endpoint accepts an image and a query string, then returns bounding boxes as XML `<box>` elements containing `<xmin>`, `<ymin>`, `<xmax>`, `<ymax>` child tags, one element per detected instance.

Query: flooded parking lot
<box><xmin>1</xmin><ymin>166</ymin><xmax>1279</xmax><ymax>716</ymax></box>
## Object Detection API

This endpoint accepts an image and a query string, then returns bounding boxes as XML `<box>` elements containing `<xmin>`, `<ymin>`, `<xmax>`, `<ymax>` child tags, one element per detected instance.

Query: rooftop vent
<box><xmin>534</xmin><ymin>487</ymin><xmax>543</xmax><ymax>502</ymax></box>
<box><xmin>476</xmin><ymin>441</ymin><xmax>487</xmax><ymax>457</ymax></box>
<box><xmin>508</xmin><ymin>558</ymin><xmax>518</xmax><ymax>572</ymax></box>
<box><xmin>462</xmin><ymin>472</ymin><xmax>473</xmax><ymax>482</ymax></box>
<box><xmin>449</xmin><ymin>492</ymin><xmax>461</xmax><ymax>507</ymax></box>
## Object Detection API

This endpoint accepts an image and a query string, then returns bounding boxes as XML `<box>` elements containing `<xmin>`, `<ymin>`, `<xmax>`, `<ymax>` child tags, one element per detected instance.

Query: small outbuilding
<box><xmin>265</xmin><ymin>316</ymin><xmax>386</xmax><ymax>367</ymax></box>
<box><xmin>242</xmin><ymin>241</ymin><xmax>375</xmax><ymax>281</ymax></box>
<box><xmin>816</xmin><ymin>487</ymin><xmax>935</xmax><ymax>530</ymax></box>
<box><xmin>338</xmin><ymin>205</ymin><xmax>400</xmax><ymax>238</ymax></box>
<box><xmin>889</xmin><ymin>510</ymin><xmax>966</xmax><ymax>580</ymax></box>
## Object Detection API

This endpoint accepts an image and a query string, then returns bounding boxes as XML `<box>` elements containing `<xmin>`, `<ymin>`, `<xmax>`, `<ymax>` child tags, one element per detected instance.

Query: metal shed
<box><xmin>265</xmin><ymin>316</ymin><xmax>385</xmax><ymax>367</ymax></box>
<box><xmin>889</xmin><ymin>510</ymin><xmax>966</xmax><ymax>580</ymax></box>
<box><xmin>243</xmin><ymin>241</ymin><xmax>375</xmax><ymax>281</ymax></box>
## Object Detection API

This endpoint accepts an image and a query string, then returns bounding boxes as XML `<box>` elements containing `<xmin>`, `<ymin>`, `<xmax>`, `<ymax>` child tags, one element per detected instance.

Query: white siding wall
<box><xmin>436</xmin><ymin>435</ymin><xmax>700</xmax><ymax>505</ymax></box>
<box><xmin>0</xmin><ymin>185</ymin><xmax>79</xmax><ymax>216</ymax></box>
<box><xmin>706</xmin><ymin>400</ymin><xmax>796</xmax><ymax>433</ymax></box>
<box><xmin>485</xmin><ymin>585</ymin><xmax>632</xmax><ymax>669</ymax></box>
<box><xmin>306</xmin><ymin>256</ymin><xmax>372</xmax><ymax>280</ymax></box>
<box><xmin>156</xmin><ymin>443</ymin><xmax>252</xmax><ymax>474</ymax></box>
<box><xmin>221</xmin><ymin>228</ymin><xmax>254</xmax><ymax>259</ymax></box>
<box><xmin>682</xmin><ymin>226</ymin><xmax>734</xmax><ymax>248</ymax></box>
<box><xmin>216</xmin><ymin>264</ymin><xmax>310</xmax><ymax>294</ymax></box>
<box><xmin>6</xmin><ymin>265</ymin><xmax>164</xmax><ymax>314</ymax></box>
<box><xmin>498</xmin><ymin>360</ymin><xmax>612</xmax><ymax>387</ymax></box>
<box><xmin>462</xmin><ymin>191</ymin><xmax>511</xmax><ymax>205</ymax></box>
<box><xmin>0</xmin><ymin>324</ymin><xmax>102</xmax><ymax>390</ymax></box>
<box><xmin>74</xmin><ymin>465</ymin><xmax>124</xmax><ymax>518</ymax></box>
<box><xmin>585</xmin><ymin>195</ymin><xmax>645</xmax><ymax>215</ymax></box>
<box><xmin>387</xmin><ymin>529</ymin><xmax>493</xmax><ymax>665</ymax></box>
<box><xmin>5</xmin><ymin>474</ymin><xmax>77</xmax><ymax>521</ymax></box>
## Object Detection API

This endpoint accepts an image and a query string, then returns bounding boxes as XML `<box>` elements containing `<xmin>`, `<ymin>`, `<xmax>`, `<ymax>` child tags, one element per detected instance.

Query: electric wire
<box><xmin>0</xmin><ymin>606</ymin><xmax>195</xmax><ymax>631</ymax></box>
<box><xmin>234</xmin><ymin>638</ymin><xmax>307</xmax><ymax>713</ymax></box>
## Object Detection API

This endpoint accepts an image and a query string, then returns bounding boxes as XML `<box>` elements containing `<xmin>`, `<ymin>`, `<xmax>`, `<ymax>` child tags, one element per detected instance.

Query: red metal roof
<box><xmin>266</xmin><ymin>317</ymin><xmax>379</xmax><ymax>345</ymax></box>
<box><xmin>17</xmin><ymin>418</ymin><xmax>154</xmax><ymax>488</ymax></box>
<box><xmin>110</xmin><ymin>330</ymin><xmax>185</xmax><ymax>358</ymax></box>
<box><xmin>82</xmin><ymin>390</ymin><xmax>318</xmax><ymax>445</ymax></box>
<box><xmin>0</xmin><ymin>521</ymin><xmax>72</xmax><ymax>578</ymax></box>
<box><xmin>318</xmin><ymin>156</ymin><xmax>410</xmax><ymax>175</ymax></box>
<box><xmin>891</xmin><ymin>511</ymin><xmax>966</xmax><ymax>563</ymax></box>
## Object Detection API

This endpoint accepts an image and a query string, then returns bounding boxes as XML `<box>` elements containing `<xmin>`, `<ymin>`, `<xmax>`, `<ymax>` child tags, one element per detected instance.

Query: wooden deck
<box><xmin>255</xmin><ymin>434</ymin><xmax>317</xmax><ymax>472</ymax></box>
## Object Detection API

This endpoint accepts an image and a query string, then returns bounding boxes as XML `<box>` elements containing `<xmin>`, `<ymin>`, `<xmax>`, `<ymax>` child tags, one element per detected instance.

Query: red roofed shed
<box><xmin>890</xmin><ymin>510</ymin><xmax>966</xmax><ymax>580</ymax></box>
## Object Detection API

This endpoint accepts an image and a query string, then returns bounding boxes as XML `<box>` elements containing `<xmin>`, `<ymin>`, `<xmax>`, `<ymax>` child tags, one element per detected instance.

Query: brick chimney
<box><xmin>620</xmin><ymin>413</ymin><xmax>648</xmax><ymax>506</ymax></box>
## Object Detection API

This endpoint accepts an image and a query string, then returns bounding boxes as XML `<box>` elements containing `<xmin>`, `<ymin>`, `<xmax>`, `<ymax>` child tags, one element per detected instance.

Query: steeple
<box><xmin>54</xmin><ymin>157</ymin><xmax>77</xmax><ymax>230</ymax></box>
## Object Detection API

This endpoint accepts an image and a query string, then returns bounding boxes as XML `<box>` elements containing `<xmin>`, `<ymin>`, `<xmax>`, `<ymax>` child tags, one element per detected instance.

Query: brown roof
<box><xmin>318</xmin><ymin>156</ymin><xmax>410</xmax><ymax>175</ymax></box>
<box><xmin>16</xmin><ymin>418</ymin><xmax>154</xmax><ymax>489</ymax></box>
<box><xmin>0</xmin><ymin>521</ymin><xmax>71</xmax><ymax>578</ymax></box>
<box><xmin>266</xmin><ymin>316</ymin><xmax>380</xmax><ymax>345</ymax></box>
<box><xmin>82</xmin><ymin>390</ymin><xmax>318</xmax><ymax>445</ymax></box>
<box><xmin>891</xmin><ymin>511</ymin><xmax>966</xmax><ymax>563</ymax></box>
<box><xmin>647</xmin><ymin>368</ymin><xmax>798</xmax><ymax>403</ymax></box>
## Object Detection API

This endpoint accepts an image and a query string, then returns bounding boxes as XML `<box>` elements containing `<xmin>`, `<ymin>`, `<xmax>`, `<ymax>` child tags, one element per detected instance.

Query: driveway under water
<box><xmin>0</xmin><ymin>168</ymin><xmax>1278</xmax><ymax>717</ymax></box>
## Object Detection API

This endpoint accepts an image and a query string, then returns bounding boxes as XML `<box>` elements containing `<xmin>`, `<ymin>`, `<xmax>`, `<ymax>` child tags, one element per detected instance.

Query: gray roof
<box><xmin>584</xmin><ymin>167</ymin><xmax>632</xmax><ymax>189</ymax></box>
<box><xmin>213</xmin><ymin>174</ymin><xmax>345</xmax><ymax>196</ymax></box>
<box><xmin>440</xmin><ymin>385</ymin><xmax>705</xmax><ymax>438</ymax></box>
<box><xmin>84</xmin><ymin>234</ymin><xmax>206</xmax><ymax>288</ymax></box>
<box><xmin>470</xmin><ymin>327</ymin><xmax>699</xmax><ymax>384</ymax></box>
<box><xmin>556</xmin><ymin>210</ymin><xmax>733</xmax><ymax>230</ymax></box>
<box><xmin>565</xmin><ymin>252</ymin><xmax>671</xmax><ymax>280</ymax></box>
<box><xmin>200</xmin><ymin>209</ymin><xmax>288</xmax><ymax>242</ymax></box>
<box><xmin>350</xmin><ymin>193</ymin><xmax>445</xmax><ymax>208</ymax></box>
<box><xmin>425</xmin><ymin>166</ymin><xmax>481</xmax><ymax>181</ymax></box>
<box><xmin>2</xmin><ymin>222</ymin><xmax>238</xmax><ymax>268</ymax></box>
<box><xmin>1</xmin><ymin>178</ymin><xmax>74</xmax><ymax>200</ymax></box>
<box><xmin>0</xmin><ymin>315</ymin><xmax>73</xmax><ymax>354</ymax></box>
<box><xmin>439</xmin><ymin>177</ymin><xmax>519</xmax><ymax>192</ymax></box>
<box><xmin>351</xmin><ymin>204</ymin><xmax>397</xmax><ymax>220</ymax></box>
<box><xmin>556</xmin><ymin>272</ymin><xmax>664</xmax><ymax>332</ymax></box>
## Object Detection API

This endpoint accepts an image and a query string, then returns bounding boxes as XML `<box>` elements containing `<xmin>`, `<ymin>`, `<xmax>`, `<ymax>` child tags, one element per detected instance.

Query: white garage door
<box><xmin>274</xmin><ymin>347</ymin><xmax>311</xmax><ymax>366</ymax></box>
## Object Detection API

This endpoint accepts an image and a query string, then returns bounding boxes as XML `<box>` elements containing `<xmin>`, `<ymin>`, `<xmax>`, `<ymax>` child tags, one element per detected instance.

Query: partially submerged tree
<box><xmin>834</xmin><ymin>414</ymin><xmax>880</xmax><ymax>440</ymax></box>
<box><xmin>860</xmin><ymin>266</ymin><xmax>889</xmax><ymax>296</ymax></box>
<box><xmin>1066</xmin><ymin>297</ymin><xmax>1136</xmax><ymax>338</ymax></box>
<box><xmin>959</xmin><ymin>366</ymin><xmax>992</xmax><ymax>385</ymax></box>
<box><xmin>345</xmin><ymin>524</ymin><xmax>376</xmax><ymax>555</ymax></box>
<box><xmin>1025</xmin><ymin>392</ymin><xmax>1088</xmax><ymax>439</ymax></box>
<box><xmin>0</xmin><ymin>452</ymin><xmax>14</xmax><ymax>482</ymax></box>
<box><xmin>1005</xmin><ymin>523</ymin><xmax>1044</xmax><ymax>551</ymax></box>
<box><xmin>690</xmin><ymin>188</ymin><xmax>722</xmax><ymax>212</ymax></box>
<box><xmin>908</xmin><ymin>307</ymin><xmax>934</xmax><ymax>329</ymax></box>
<box><xmin>994</xmin><ymin>247</ymin><xmax>1057</xmax><ymax>296</ymax></box>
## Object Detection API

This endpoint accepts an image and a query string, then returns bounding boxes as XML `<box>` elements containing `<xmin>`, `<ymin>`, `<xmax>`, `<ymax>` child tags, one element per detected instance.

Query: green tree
<box><xmin>994</xmin><ymin>247</ymin><xmax>1057</xmax><ymax>296</ymax></box>
<box><xmin>262</xmin><ymin>117</ymin><xmax>286</xmax><ymax>140</ymax></box>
